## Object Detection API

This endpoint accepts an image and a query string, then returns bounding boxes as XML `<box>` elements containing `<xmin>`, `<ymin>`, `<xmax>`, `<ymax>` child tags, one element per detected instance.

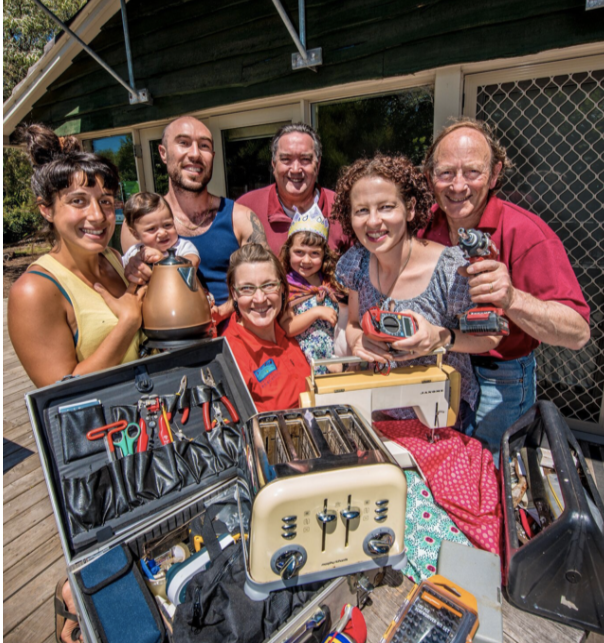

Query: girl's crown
<box><xmin>288</xmin><ymin>202</ymin><xmax>329</xmax><ymax>241</ymax></box>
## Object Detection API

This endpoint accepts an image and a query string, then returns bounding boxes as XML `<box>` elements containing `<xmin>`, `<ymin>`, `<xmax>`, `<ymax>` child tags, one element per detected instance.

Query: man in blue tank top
<box><xmin>122</xmin><ymin>116</ymin><xmax>268</xmax><ymax>324</ymax></box>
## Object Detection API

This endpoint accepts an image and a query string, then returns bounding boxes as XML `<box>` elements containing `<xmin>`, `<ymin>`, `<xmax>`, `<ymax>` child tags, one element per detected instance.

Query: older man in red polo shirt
<box><xmin>236</xmin><ymin>123</ymin><xmax>350</xmax><ymax>255</ymax></box>
<box><xmin>420</xmin><ymin>118</ymin><xmax>590</xmax><ymax>462</ymax></box>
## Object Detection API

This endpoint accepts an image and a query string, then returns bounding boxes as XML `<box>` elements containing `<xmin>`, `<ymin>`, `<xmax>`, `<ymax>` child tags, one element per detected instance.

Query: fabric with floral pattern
<box><xmin>403</xmin><ymin>470</ymin><xmax>471</xmax><ymax>583</ymax></box>
<box><xmin>376</xmin><ymin>419</ymin><xmax>502</xmax><ymax>555</ymax></box>
<box><xmin>291</xmin><ymin>293</ymin><xmax>339</xmax><ymax>374</ymax></box>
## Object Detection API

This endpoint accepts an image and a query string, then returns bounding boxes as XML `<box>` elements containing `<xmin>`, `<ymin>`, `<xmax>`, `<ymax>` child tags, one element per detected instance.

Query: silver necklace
<box><xmin>376</xmin><ymin>237</ymin><xmax>413</xmax><ymax>305</ymax></box>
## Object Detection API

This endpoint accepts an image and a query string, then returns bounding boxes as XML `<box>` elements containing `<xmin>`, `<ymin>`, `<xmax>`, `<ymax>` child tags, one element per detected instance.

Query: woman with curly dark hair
<box><xmin>333</xmin><ymin>155</ymin><xmax>501</xmax><ymax>430</ymax></box>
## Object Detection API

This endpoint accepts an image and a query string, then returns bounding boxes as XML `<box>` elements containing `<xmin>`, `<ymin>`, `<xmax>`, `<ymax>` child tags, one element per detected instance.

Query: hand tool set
<box><xmin>26</xmin><ymin>341</ymin><xmax>382</xmax><ymax>643</ymax></box>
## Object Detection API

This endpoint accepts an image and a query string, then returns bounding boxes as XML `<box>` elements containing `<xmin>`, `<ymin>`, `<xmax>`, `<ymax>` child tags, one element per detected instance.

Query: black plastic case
<box><xmin>501</xmin><ymin>400</ymin><xmax>604</xmax><ymax>634</ymax></box>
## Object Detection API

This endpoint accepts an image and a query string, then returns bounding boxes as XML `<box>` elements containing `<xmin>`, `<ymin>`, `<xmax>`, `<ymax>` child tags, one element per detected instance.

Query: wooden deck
<box><xmin>2</xmin><ymin>297</ymin><xmax>600</xmax><ymax>643</ymax></box>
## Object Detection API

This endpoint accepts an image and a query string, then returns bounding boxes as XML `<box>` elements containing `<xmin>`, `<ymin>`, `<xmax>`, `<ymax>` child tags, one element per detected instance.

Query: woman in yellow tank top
<box><xmin>8</xmin><ymin>124</ymin><xmax>146</xmax><ymax>388</ymax></box>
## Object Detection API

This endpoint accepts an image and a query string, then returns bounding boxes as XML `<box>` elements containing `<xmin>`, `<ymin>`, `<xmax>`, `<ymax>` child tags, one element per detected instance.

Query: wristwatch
<box><xmin>443</xmin><ymin>329</ymin><xmax>456</xmax><ymax>351</ymax></box>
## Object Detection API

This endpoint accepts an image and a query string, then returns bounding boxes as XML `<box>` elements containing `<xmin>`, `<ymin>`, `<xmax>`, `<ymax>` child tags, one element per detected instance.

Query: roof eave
<box><xmin>3</xmin><ymin>0</ymin><xmax>123</xmax><ymax>140</ymax></box>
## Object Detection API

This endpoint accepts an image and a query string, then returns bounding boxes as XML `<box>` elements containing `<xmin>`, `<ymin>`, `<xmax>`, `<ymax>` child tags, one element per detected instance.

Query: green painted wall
<box><xmin>22</xmin><ymin>0</ymin><xmax>604</xmax><ymax>135</ymax></box>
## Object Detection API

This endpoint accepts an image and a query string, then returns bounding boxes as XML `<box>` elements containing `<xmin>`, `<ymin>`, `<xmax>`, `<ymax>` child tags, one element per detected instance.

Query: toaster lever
<box><xmin>340</xmin><ymin>508</ymin><xmax>360</xmax><ymax>521</ymax></box>
<box><xmin>367</xmin><ymin>532</ymin><xmax>394</xmax><ymax>556</ymax></box>
<box><xmin>275</xmin><ymin>551</ymin><xmax>305</xmax><ymax>580</ymax></box>
<box><xmin>317</xmin><ymin>510</ymin><xmax>337</xmax><ymax>524</ymax></box>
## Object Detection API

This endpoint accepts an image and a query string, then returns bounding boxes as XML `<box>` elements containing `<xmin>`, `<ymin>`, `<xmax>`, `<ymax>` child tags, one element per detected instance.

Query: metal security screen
<box><xmin>474</xmin><ymin>69</ymin><xmax>603</xmax><ymax>425</ymax></box>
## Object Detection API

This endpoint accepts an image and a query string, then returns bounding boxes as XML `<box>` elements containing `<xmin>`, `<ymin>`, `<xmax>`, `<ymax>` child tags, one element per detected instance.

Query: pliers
<box><xmin>200</xmin><ymin>368</ymin><xmax>240</xmax><ymax>426</ymax></box>
<box><xmin>166</xmin><ymin>376</ymin><xmax>191</xmax><ymax>425</ymax></box>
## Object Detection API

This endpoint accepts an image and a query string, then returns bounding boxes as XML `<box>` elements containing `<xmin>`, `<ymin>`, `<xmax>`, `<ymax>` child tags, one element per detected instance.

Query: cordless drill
<box><xmin>458</xmin><ymin>228</ymin><xmax>510</xmax><ymax>336</ymax></box>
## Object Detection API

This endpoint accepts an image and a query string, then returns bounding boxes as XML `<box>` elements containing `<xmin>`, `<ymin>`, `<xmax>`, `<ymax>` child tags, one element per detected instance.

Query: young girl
<box><xmin>279</xmin><ymin>205</ymin><xmax>347</xmax><ymax>374</ymax></box>
<box><xmin>122</xmin><ymin>192</ymin><xmax>200</xmax><ymax>269</ymax></box>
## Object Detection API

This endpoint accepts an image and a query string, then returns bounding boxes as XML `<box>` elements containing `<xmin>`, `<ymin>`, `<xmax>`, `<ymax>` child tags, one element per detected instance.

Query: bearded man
<box><xmin>122</xmin><ymin>115</ymin><xmax>268</xmax><ymax>323</ymax></box>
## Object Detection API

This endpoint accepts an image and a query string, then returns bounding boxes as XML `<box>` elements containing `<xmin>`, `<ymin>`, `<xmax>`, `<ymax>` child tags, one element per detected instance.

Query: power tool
<box><xmin>458</xmin><ymin>228</ymin><xmax>510</xmax><ymax>336</ymax></box>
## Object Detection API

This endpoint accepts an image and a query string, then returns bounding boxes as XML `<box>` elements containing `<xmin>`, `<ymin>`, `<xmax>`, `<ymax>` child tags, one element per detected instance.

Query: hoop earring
<box><xmin>233</xmin><ymin>299</ymin><xmax>240</xmax><ymax>317</ymax></box>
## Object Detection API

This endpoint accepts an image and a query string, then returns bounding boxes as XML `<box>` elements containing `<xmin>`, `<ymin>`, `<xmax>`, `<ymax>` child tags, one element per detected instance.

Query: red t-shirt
<box><xmin>418</xmin><ymin>195</ymin><xmax>590</xmax><ymax>360</ymax></box>
<box><xmin>223</xmin><ymin>314</ymin><xmax>311</xmax><ymax>412</ymax></box>
<box><xmin>236</xmin><ymin>184</ymin><xmax>350</xmax><ymax>256</ymax></box>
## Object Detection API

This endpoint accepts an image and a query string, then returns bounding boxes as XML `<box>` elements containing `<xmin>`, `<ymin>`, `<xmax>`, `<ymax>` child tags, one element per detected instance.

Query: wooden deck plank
<box><xmin>3</xmin><ymin>464</ymin><xmax>46</xmax><ymax>504</ymax></box>
<box><xmin>4</xmin><ymin>514</ymin><xmax>60</xmax><ymax>572</ymax></box>
<box><xmin>3</xmin><ymin>534</ymin><xmax>63</xmax><ymax>600</ymax></box>
<box><xmin>3</xmin><ymin>596</ymin><xmax>56</xmax><ymax>643</ymax></box>
<box><xmin>4</xmin><ymin>480</ymin><xmax>52</xmax><ymax>524</ymax></box>
<box><xmin>3</xmin><ymin>453</ymin><xmax>42</xmax><ymax>487</ymax></box>
<box><xmin>3</xmin><ymin>555</ymin><xmax>66</xmax><ymax>635</ymax></box>
<box><xmin>3</xmin><ymin>495</ymin><xmax>55</xmax><ymax>547</ymax></box>
<box><xmin>501</xmin><ymin>595</ymin><xmax>583</xmax><ymax>643</ymax></box>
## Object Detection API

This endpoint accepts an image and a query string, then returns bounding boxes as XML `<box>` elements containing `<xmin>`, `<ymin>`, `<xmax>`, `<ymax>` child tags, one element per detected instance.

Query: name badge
<box><xmin>254</xmin><ymin>359</ymin><xmax>277</xmax><ymax>382</ymax></box>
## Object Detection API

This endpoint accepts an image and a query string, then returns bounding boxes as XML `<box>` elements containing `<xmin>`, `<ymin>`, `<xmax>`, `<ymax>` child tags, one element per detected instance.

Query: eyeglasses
<box><xmin>233</xmin><ymin>281</ymin><xmax>282</xmax><ymax>297</ymax></box>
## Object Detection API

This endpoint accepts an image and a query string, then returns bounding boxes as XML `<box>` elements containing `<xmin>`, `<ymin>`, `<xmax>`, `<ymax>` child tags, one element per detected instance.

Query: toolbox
<box><xmin>25</xmin><ymin>340</ymin><xmax>381</xmax><ymax>643</ymax></box>
<box><xmin>501</xmin><ymin>400</ymin><xmax>604</xmax><ymax>634</ymax></box>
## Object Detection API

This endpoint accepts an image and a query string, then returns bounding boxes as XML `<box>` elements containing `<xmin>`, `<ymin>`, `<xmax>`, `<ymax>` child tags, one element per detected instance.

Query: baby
<box><xmin>122</xmin><ymin>192</ymin><xmax>200</xmax><ymax>268</ymax></box>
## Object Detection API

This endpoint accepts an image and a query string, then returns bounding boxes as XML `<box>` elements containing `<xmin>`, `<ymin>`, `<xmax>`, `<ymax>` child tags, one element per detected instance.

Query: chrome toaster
<box><xmin>241</xmin><ymin>405</ymin><xmax>407</xmax><ymax>600</ymax></box>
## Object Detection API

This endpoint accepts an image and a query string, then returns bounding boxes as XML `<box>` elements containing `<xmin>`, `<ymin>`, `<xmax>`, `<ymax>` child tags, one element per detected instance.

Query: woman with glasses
<box><xmin>224</xmin><ymin>243</ymin><xmax>310</xmax><ymax>411</ymax></box>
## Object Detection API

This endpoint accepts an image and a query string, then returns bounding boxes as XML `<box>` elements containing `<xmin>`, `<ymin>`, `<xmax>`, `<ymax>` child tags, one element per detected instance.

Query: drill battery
<box><xmin>459</xmin><ymin>306</ymin><xmax>510</xmax><ymax>336</ymax></box>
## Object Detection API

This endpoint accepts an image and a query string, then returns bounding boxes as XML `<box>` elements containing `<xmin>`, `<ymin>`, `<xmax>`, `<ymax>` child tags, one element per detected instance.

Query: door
<box><xmin>464</xmin><ymin>55</ymin><xmax>604</xmax><ymax>430</ymax></box>
<box><xmin>139</xmin><ymin>104</ymin><xmax>303</xmax><ymax>199</ymax></box>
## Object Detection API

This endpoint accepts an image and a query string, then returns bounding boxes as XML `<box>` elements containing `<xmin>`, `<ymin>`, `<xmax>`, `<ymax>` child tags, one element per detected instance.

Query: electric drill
<box><xmin>458</xmin><ymin>228</ymin><xmax>510</xmax><ymax>336</ymax></box>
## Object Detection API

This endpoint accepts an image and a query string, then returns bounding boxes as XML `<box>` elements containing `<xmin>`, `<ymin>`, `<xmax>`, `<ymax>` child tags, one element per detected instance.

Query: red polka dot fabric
<box><xmin>375</xmin><ymin>419</ymin><xmax>503</xmax><ymax>555</ymax></box>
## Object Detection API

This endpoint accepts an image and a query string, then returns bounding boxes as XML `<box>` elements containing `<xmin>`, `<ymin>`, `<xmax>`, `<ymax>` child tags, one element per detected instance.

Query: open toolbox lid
<box><xmin>25</xmin><ymin>338</ymin><xmax>257</xmax><ymax>565</ymax></box>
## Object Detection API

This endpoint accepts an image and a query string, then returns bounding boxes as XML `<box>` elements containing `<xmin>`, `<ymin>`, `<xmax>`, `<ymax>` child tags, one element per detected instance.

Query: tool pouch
<box><xmin>62</xmin><ymin>428</ymin><xmax>242</xmax><ymax>534</ymax></box>
<box><xmin>75</xmin><ymin>544</ymin><xmax>165</xmax><ymax>643</ymax></box>
<box><xmin>111</xmin><ymin>405</ymin><xmax>138</xmax><ymax>424</ymax></box>
<box><xmin>59</xmin><ymin>404</ymin><xmax>107</xmax><ymax>464</ymax></box>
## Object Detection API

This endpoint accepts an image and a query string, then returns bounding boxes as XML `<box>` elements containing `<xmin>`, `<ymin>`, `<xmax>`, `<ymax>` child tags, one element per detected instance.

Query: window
<box><xmin>313</xmin><ymin>87</ymin><xmax>434</xmax><ymax>189</ymax></box>
<box><xmin>222</xmin><ymin>121</ymin><xmax>290</xmax><ymax>200</ymax></box>
<box><xmin>83</xmin><ymin>134</ymin><xmax>140</xmax><ymax>250</ymax></box>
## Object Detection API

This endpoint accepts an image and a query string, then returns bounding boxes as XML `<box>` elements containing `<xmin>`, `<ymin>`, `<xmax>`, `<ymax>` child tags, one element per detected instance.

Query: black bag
<box><xmin>173</xmin><ymin>541</ymin><xmax>328</xmax><ymax>643</ymax></box>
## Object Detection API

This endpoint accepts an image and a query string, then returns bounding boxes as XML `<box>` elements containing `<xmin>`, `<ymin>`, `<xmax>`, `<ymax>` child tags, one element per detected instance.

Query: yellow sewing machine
<box><xmin>299</xmin><ymin>349</ymin><xmax>461</xmax><ymax>432</ymax></box>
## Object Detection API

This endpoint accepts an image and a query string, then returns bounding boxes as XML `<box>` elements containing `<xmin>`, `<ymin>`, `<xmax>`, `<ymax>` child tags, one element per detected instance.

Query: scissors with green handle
<box><xmin>112</xmin><ymin>422</ymin><xmax>141</xmax><ymax>457</ymax></box>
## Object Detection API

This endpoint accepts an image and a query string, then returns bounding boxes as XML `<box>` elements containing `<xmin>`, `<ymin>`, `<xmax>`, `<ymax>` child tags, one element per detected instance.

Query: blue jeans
<box><xmin>470</xmin><ymin>353</ymin><xmax>537</xmax><ymax>465</ymax></box>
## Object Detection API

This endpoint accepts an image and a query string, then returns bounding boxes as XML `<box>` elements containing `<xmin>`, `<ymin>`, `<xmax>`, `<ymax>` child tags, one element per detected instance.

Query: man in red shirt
<box><xmin>236</xmin><ymin>123</ymin><xmax>350</xmax><ymax>256</ymax></box>
<box><xmin>420</xmin><ymin>118</ymin><xmax>590</xmax><ymax>461</ymax></box>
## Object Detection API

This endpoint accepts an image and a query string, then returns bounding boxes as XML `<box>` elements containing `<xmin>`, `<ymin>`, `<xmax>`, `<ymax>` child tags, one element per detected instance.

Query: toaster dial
<box><xmin>271</xmin><ymin>545</ymin><xmax>307</xmax><ymax>580</ymax></box>
<box><xmin>363</xmin><ymin>527</ymin><xmax>395</xmax><ymax>557</ymax></box>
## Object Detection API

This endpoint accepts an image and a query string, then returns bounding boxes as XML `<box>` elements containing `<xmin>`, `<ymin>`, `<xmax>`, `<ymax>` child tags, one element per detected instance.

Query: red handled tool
<box><xmin>201</xmin><ymin>368</ymin><xmax>240</xmax><ymax>425</ymax></box>
<box><xmin>361</xmin><ymin>306</ymin><xmax>417</xmax><ymax>342</ymax></box>
<box><xmin>458</xmin><ymin>227</ymin><xmax>510</xmax><ymax>336</ymax></box>
<box><xmin>86</xmin><ymin>420</ymin><xmax>128</xmax><ymax>462</ymax></box>
<box><xmin>166</xmin><ymin>375</ymin><xmax>190</xmax><ymax>424</ymax></box>
<box><xmin>159</xmin><ymin>403</ymin><xmax>173</xmax><ymax>445</ymax></box>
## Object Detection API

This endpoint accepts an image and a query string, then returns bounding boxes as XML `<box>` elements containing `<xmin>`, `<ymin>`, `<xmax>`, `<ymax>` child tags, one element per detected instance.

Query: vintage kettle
<box><xmin>142</xmin><ymin>248</ymin><xmax>213</xmax><ymax>340</ymax></box>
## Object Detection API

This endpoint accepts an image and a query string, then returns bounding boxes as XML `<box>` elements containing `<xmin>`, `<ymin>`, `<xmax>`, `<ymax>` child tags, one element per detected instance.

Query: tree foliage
<box><xmin>317</xmin><ymin>87</ymin><xmax>435</xmax><ymax>190</ymax></box>
<box><xmin>4</xmin><ymin>0</ymin><xmax>86</xmax><ymax>102</ymax></box>
<box><xmin>3</xmin><ymin>0</ymin><xmax>85</xmax><ymax>243</ymax></box>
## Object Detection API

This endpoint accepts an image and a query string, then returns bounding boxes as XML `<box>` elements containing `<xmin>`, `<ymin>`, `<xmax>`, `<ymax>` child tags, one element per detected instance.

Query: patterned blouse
<box><xmin>335</xmin><ymin>243</ymin><xmax>479</xmax><ymax>419</ymax></box>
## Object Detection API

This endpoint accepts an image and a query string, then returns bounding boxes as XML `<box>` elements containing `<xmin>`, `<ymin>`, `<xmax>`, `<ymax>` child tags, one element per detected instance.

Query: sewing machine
<box><xmin>299</xmin><ymin>350</ymin><xmax>461</xmax><ymax>462</ymax></box>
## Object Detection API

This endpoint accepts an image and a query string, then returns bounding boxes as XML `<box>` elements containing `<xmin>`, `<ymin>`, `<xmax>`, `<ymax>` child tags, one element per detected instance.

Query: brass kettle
<box><xmin>142</xmin><ymin>248</ymin><xmax>213</xmax><ymax>340</ymax></box>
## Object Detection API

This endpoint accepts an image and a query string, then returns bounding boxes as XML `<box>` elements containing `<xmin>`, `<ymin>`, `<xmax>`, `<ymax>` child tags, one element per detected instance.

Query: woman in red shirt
<box><xmin>224</xmin><ymin>244</ymin><xmax>310</xmax><ymax>412</ymax></box>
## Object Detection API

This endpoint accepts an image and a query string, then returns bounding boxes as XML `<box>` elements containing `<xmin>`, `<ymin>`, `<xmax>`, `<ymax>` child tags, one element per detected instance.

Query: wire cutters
<box><xmin>113</xmin><ymin>423</ymin><xmax>141</xmax><ymax>457</ymax></box>
<box><xmin>200</xmin><ymin>368</ymin><xmax>240</xmax><ymax>424</ymax></box>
